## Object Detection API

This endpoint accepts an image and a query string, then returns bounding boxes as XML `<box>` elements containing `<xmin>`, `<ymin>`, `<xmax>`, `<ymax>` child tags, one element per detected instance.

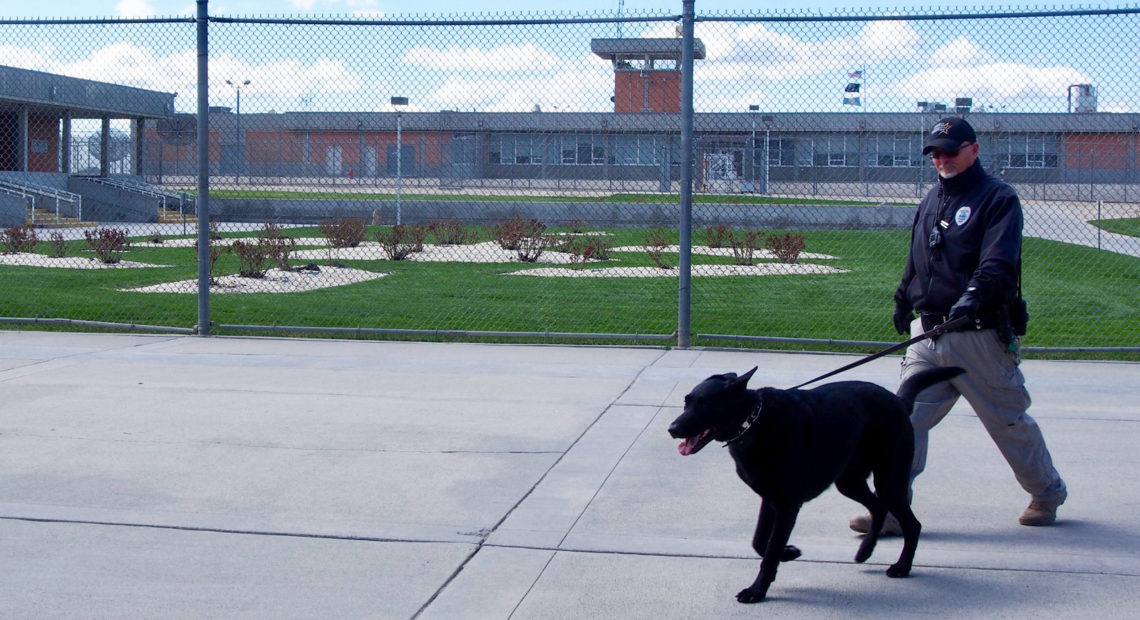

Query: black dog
<box><xmin>668</xmin><ymin>365</ymin><xmax>963</xmax><ymax>603</ymax></box>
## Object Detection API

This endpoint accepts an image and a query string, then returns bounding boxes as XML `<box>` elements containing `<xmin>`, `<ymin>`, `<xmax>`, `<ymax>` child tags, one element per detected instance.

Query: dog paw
<box><xmin>736</xmin><ymin>587</ymin><xmax>768</xmax><ymax>604</ymax></box>
<box><xmin>886</xmin><ymin>563</ymin><xmax>912</xmax><ymax>578</ymax></box>
<box><xmin>854</xmin><ymin>538</ymin><xmax>876</xmax><ymax>563</ymax></box>
<box><xmin>781</xmin><ymin>545</ymin><xmax>802</xmax><ymax>562</ymax></box>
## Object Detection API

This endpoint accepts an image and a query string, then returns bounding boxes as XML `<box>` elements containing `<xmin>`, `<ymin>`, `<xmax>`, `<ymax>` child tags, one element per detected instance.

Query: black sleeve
<box><xmin>966</xmin><ymin>186</ymin><xmax>1022</xmax><ymax>309</ymax></box>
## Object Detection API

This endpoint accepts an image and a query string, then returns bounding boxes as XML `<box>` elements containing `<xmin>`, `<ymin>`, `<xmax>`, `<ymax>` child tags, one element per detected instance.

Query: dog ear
<box><xmin>734</xmin><ymin>367</ymin><xmax>757</xmax><ymax>387</ymax></box>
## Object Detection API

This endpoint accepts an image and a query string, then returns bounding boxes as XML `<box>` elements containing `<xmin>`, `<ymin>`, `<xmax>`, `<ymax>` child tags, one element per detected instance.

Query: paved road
<box><xmin>2</xmin><ymin>331</ymin><xmax>1137</xmax><ymax>618</ymax></box>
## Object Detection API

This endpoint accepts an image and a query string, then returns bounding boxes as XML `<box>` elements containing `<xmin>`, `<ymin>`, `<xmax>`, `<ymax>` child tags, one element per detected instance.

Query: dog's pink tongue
<box><xmin>677</xmin><ymin>433</ymin><xmax>702</xmax><ymax>456</ymax></box>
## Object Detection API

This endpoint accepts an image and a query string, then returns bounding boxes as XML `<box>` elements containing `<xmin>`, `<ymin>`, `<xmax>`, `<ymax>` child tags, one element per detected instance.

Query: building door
<box><xmin>363</xmin><ymin>146</ymin><xmax>378</xmax><ymax>177</ymax></box>
<box><xmin>325</xmin><ymin>146</ymin><xmax>342</xmax><ymax>175</ymax></box>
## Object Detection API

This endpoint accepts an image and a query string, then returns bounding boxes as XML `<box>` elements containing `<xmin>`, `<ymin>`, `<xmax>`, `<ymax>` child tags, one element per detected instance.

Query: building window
<box><xmin>811</xmin><ymin>134</ymin><xmax>858</xmax><ymax>167</ymax></box>
<box><xmin>613</xmin><ymin>134</ymin><xmax>666</xmax><ymax>165</ymax></box>
<box><xmin>994</xmin><ymin>134</ymin><xmax>1059</xmax><ymax>169</ymax></box>
<box><xmin>767</xmin><ymin>137</ymin><xmax>795</xmax><ymax>167</ymax></box>
<box><xmin>487</xmin><ymin>134</ymin><xmax>545</xmax><ymax>165</ymax></box>
<box><xmin>871</xmin><ymin>134</ymin><xmax>918</xmax><ymax>167</ymax></box>
<box><xmin>558</xmin><ymin>134</ymin><xmax>606</xmax><ymax>165</ymax></box>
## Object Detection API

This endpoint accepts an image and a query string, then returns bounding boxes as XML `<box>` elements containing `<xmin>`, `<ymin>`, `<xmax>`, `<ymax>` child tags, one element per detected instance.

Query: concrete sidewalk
<box><xmin>1</xmin><ymin>330</ymin><xmax>1137</xmax><ymax>619</ymax></box>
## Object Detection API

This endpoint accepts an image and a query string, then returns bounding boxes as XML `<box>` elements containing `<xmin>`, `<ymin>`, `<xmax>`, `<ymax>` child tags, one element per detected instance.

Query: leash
<box><xmin>787</xmin><ymin>315</ymin><xmax>970</xmax><ymax>390</ymax></box>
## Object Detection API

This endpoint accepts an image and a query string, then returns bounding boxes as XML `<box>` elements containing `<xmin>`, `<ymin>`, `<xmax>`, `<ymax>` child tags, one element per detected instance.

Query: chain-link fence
<box><xmin>1</xmin><ymin>4</ymin><xmax>1138</xmax><ymax>354</ymax></box>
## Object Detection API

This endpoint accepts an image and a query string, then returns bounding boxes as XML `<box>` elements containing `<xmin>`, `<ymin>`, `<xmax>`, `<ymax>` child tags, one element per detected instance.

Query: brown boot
<box><xmin>1019</xmin><ymin>491</ymin><xmax>1066</xmax><ymax>526</ymax></box>
<box><xmin>848</xmin><ymin>512</ymin><xmax>902</xmax><ymax>536</ymax></box>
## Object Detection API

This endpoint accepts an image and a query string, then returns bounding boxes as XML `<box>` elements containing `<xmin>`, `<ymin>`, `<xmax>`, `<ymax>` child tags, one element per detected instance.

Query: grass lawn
<box><xmin>1092</xmin><ymin>217</ymin><xmax>1140</xmax><ymax>237</ymax></box>
<box><xmin>2</xmin><ymin>224</ymin><xmax>1137</xmax><ymax>356</ymax></box>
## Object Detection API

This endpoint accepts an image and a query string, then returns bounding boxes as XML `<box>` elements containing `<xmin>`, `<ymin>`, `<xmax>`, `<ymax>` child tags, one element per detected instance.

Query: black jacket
<box><xmin>895</xmin><ymin>160</ymin><xmax>1021</xmax><ymax>319</ymax></box>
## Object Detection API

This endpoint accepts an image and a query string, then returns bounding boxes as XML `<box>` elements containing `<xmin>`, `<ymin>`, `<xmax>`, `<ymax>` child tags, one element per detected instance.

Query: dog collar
<box><xmin>724</xmin><ymin>397</ymin><xmax>763</xmax><ymax>446</ymax></box>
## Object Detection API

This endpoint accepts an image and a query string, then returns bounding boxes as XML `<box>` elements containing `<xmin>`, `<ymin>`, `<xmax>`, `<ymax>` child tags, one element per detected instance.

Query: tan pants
<box><xmin>902</xmin><ymin>318</ymin><xmax>1067</xmax><ymax>503</ymax></box>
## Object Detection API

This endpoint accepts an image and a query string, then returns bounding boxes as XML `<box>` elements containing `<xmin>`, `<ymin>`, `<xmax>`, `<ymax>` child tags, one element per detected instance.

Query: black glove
<box><xmin>893</xmin><ymin>303</ymin><xmax>913</xmax><ymax>335</ymax></box>
<box><xmin>948</xmin><ymin>289</ymin><xmax>980</xmax><ymax>326</ymax></box>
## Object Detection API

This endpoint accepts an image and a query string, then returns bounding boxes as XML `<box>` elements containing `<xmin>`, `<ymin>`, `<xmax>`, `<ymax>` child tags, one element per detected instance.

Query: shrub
<box><xmin>1</xmin><ymin>225</ymin><xmax>39</xmax><ymax>254</ymax></box>
<box><xmin>147</xmin><ymin>233</ymin><xmax>164</xmax><ymax>244</ymax></box>
<box><xmin>728</xmin><ymin>229</ymin><xmax>765</xmax><ymax>266</ymax></box>
<box><xmin>766</xmin><ymin>232</ymin><xmax>806</xmax><ymax>264</ymax></box>
<box><xmin>376</xmin><ymin>225</ymin><xmax>420</xmax><ymax>260</ymax></box>
<box><xmin>705</xmin><ymin>224</ymin><xmax>731</xmax><ymax>248</ymax></box>
<box><xmin>193</xmin><ymin>236</ymin><xmax>229</xmax><ymax>283</ymax></box>
<box><xmin>261</xmin><ymin>219</ymin><xmax>287</xmax><ymax>240</ymax></box>
<box><xmin>644</xmin><ymin>227</ymin><xmax>672</xmax><ymax>269</ymax></box>
<box><xmin>406</xmin><ymin>224</ymin><xmax>429</xmax><ymax>253</ymax></box>
<box><xmin>428</xmin><ymin>219</ymin><xmax>476</xmax><ymax>245</ymax></box>
<box><xmin>491</xmin><ymin>216</ymin><xmax>545</xmax><ymax>251</ymax></box>
<box><xmin>84</xmin><ymin>227</ymin><xmax>131</xmax><ymax>264</ymax></box>
<box><xmin>562</xmin><ymin>235</ymin><xmax>613</xmax><ymax>266</ymax></box>
<box><xmin>567</xmin><ymin>219</ymin><xmax>588</xmax><ymax>234</ymax></box>
<box><xmin>319</xmin><ymin>217</ymin><xmax>367</xmax><ymax>248</ymax></box>
<box><xmin>516</xmin><ymin>232</ymin><xmax>554</xmax><ymax>263</ymax></box>
<box><xmin>48</xmin><ymin>232</ymin><xmax>67</xmax><ymax>258</ymax></box>
<box><xmin>232</xmin><ymin>239</ymin><xmax>272</xmax><ymax>278</ymax></box>
<box><xmin>265</xmin><ymin>235</ymin><xmax>297</xmax><ymax>271</ymax></box>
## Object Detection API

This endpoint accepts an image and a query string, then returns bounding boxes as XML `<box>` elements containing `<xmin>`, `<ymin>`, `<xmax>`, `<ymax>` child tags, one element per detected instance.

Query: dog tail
<box><xmin>896</xmin><ymin>366</ymin><xmax>965</xmax><ymax>411</ymax></box>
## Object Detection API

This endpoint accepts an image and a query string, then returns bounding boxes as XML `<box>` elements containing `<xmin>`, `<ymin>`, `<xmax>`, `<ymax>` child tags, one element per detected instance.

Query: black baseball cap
<box><xmin>923</xmin><ymin>117</ymin><xmax>976</xmax><ymax>155</ymax></box>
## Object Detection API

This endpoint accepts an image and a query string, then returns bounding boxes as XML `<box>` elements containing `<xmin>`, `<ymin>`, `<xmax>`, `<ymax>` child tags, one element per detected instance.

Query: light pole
<box><xmin>748</xmin><ymin>104</ymin><xmax>758</xmax><ymax>192</ymax></box>
<box><xmin>762</xmin><ymin>115</ymin><xmax>774</xmax><ymax>196</ymax></box>
<box><xmin>391</xmin><ymin>96</ymin><xmax>408</xmax><ymax>225</ymax></box>
<box><xmin>226</xmin><ymin>79</ymin><xmax>250</xmax><ymax>184</ymax></box>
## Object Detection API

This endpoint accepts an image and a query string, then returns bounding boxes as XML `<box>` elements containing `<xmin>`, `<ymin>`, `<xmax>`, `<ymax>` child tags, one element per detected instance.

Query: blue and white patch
<box><xmin>954</xmin><ymin>206</ymin><xmax>972</xmax><ymax>226</ymax></box>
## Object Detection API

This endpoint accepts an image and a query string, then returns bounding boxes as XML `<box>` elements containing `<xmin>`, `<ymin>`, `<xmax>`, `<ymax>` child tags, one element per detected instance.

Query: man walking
<box><xmin>851</xmin><ymin>117</ymin><xmax>1067</xmax><ymax>535</ymax></box>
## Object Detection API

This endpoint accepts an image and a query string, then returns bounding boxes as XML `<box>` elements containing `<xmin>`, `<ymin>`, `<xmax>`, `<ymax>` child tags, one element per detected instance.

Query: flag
<box><xmin>845</xmin><ymin>83</ymin><xmax>861</xmax><ymax>93</ymax></box>
<box><xmin>848</xmin><ymin>70</ymin><xmax>863</xmax><ymax>79</ymax></box>
<box><xmin>843</xmin><ymin>97</ymin><xmax>861</xmax><ymax>106</ymax></box>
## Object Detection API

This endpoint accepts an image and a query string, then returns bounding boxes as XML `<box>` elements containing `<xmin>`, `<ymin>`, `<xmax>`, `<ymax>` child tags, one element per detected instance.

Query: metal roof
<box><xmin>590</xmin><ymin>37</ymin><xmax>706</xmax><ymax>61</ymax></box>
<box><xmin>0</xmin><ymin>64</ymin><xmax>176</xmax><ymax>119</ymax></box>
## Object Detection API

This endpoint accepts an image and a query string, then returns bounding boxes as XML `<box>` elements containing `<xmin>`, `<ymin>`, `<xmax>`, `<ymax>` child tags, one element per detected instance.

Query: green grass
<box><xmin>2</xmin><ymin>226</ymin><xmax>1137</xmax><ymax>358</ymax></box>
<box><xmin>1092</xmin><ymin>217</ymin><xmax>1140</xmax><ymax>237</ymax></box>
<box><xmin>200</xmin><ymin>188</ymin><xmax>903</xmax><ymax>207</ymax></box>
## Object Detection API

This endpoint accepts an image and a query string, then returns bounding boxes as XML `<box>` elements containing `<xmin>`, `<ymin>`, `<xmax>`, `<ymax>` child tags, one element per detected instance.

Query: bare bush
<box><xmin>232</xmin><ymin>239</ymin><xmax>272</xmax><ymax>278</ymax></box>
<box><xmin>376</xmin><ymin>225</ymin><xmax>420</xmax><ymax>260</ymax></box>
<box><xmin>428</xmin><ymin>219</ymin><xmax>476</xmax><ymax>245</ymax></box>
<box><xmin>48</xmin><ymin>232</ymin><xmax>67</xmax><ymax>258</ymax></box>
<box><xmin>728</xmin><ymin>229</ymin><xmax>765</xmax><ymax>266</ymax></box>
<box><xmin>766</xmin><ymin>232</ymin><xmax>806</xmax><ymax>264</ymax></box>
<box><xmin>644</xmin><ymin>227</ymin><xmax>672</xmax><ymax>269</ymax></box>
<box><xmin>491</xmin><ymin>216</ymin><xmax>545</xmax><ymax>251</ymax></box>
<box><xmin>561</xmin><ymin>235</ymin><xmax>613</xmax><ymax>266</ymax></box>
<box><xmin>1</xmin><ymin>225</ymin><xmax>38</xmax><ymax>254</ymax></box>
<box><xmin>319</xmin><ymin>217</ymin><xmax>367</xmax><ymax>248</ymax></box>
<box><xmin>84</xmin><ymin>227</ymin><xmax>131</xmax><ymax>264</ymax></box>
<box><xmin>705</xmin><ymin>224</ymin><xmax>731</xmax><ymax>249</ymax></box>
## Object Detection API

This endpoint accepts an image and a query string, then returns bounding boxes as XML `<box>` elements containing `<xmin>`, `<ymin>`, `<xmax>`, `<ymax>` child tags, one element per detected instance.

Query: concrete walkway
<box><xmin>1</xmin><ymin>331</ymin><xmax>1137</xmax><ymax>619</ymax></box>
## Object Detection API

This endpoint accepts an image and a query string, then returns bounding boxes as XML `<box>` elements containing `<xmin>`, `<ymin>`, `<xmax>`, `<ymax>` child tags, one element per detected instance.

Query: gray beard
<box><xmin>938</xmin><ymin>169</ymin><xmax>961</xmax><ymax>179</ymax></box>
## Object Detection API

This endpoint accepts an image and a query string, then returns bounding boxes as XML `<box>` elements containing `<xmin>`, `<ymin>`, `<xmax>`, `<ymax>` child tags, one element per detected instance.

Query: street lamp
<box><xmin>748</xmin><ymin>104</ymin><xmax>758</xmax><ymax>192</ymax></box>
<box><xmin>761</xmin><ymin>115</ymin><xmax>774</xmax><ymax>196</ymax></box>
<box><xmin>226</xmin><ymin>79</ymin><xmax>250</xmax><ymax>184</ymax></box>
<box><xmin>391</xmin><ymin>96</ymin><xmax>409</xmax><ymax>225</ymax></box>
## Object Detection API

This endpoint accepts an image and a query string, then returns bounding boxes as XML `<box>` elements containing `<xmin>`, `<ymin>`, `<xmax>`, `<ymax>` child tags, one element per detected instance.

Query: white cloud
<box><xmin>403</xmin><ymin>43</ymin><xmax>563</xmax><ymax>72</ymax></box>
<box><xmin>930</xmin><ymin>36</ymin><xmax>993</xmax><ymax>66</ymax></box>
<box><xmin>887</xmin><ymin>62</ymin><xmax>1091</xmax><ymax>104</ymax></box>
<box><xmin>115</xmin><ymin>0</ymin><xmax>155</xmax><ymax>18</ymax></box>
<box><xmin>423</xmin><ymin>55</ymin><xmax>612</xmax><ymax>112</ymax></box>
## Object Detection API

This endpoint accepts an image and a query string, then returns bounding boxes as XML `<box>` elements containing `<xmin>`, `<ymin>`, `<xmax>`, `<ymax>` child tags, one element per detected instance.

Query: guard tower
<box><xmin>591</xmin><ymin>38</ymin><xmax>706</xmax><ymax>113</ymax></box>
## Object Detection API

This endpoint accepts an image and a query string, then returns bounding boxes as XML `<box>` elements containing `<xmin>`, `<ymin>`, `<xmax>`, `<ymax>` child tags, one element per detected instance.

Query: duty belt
<box><xmin>921</xmin><ymin>312</ymin><xmax>1000</xmax><ymax>333</ymax></box>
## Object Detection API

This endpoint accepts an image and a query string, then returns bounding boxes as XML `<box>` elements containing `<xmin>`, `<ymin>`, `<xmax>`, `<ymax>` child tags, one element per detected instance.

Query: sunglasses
<box><xmin>929</xmin><ymin>142</ymin><xmax>973</xmax><ymax>159</ymax></box>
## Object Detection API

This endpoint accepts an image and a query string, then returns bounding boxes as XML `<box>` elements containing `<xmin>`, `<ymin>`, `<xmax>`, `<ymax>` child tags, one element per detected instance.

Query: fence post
<box><xmin>196</xmin><ymin>0</ymin><xmax>211</xmax><ymax>336</ymax></box>
<box><xmin>677</xmin><ymin>0</ymin><xmax>696</xmax><ymax>348</ymax></box>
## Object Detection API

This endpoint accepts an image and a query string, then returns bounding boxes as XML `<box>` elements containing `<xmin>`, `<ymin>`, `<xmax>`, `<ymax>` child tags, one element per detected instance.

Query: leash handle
<box><xmin>788</xmin><ymin>315</ymin><xmax>970</xmax><ymax>390</ymax></box>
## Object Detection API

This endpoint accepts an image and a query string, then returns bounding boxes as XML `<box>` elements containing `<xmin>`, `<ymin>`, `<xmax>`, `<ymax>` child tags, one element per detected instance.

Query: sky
<box><xmin>3</xmin><ymin>1</ymin><xmax>1137</xmax><ymax>119</ymax></box>
<box><xmin>5</xmin><ymin>0</ymin><xmax>1076</xmax><ymax>19</ymax></box>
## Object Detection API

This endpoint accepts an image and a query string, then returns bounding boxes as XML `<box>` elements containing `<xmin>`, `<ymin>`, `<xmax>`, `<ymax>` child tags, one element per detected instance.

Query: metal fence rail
<box><xmin>0</xmin><ymin>3</ymin><xmax>1138</xmax><ymax>354</ymax></box>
